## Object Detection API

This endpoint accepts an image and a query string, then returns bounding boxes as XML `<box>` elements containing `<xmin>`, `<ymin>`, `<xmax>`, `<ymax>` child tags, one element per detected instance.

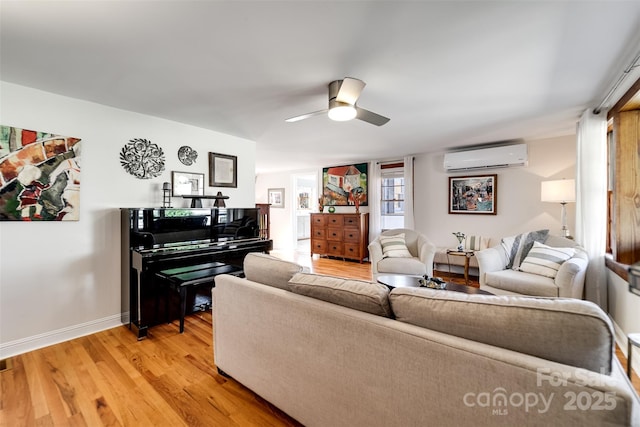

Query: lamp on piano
<box><xmin>162</xmin><ymin>182</ymin><xmax>172</xmax><ymax>208</ymax></box>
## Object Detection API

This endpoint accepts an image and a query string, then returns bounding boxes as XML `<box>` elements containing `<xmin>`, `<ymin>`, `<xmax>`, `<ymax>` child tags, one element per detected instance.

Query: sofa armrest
<box><xmin>417</xmin><ymin>235</ymin><xmax>436</xmax><ymax>277</ymax></box>
<box><xmin>368</xmin><ymin>240</ymin><xmax>384</xmax><ymax>275</ymax></box>
<box><xmin>475</xmin><ymin>246</ymin><xmax>508</xmax><ymax>286</ymax></box>
<box><xmin>555</xmin><ymin>255</ymin><xmax>589</xmax><ymax>299</ymax></box>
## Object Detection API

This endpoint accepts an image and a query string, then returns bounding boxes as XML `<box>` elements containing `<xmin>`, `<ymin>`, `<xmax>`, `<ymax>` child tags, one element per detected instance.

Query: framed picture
<box><xmin>268</xmin><ymin>188</ymin><xmax>285</xmax><ymax>208</ymax></box>
<box><xmin>172</xmin><ymin>171</ymin><xmax>204</xmax><ymax>196</ymax></box>
<box><xmin>321</xmin><ymin>162</ymin><xmax>368</xmax><ymax>206</ymax></box>
<box><xmin>449</xmin><ymin>174</ymin><xmax>497</xmax><ymax>214</ymax></box>
<box><xmin>209</xmin><ymin>152</ymin><xmax>237</xmax><ymax>187</ymax></box>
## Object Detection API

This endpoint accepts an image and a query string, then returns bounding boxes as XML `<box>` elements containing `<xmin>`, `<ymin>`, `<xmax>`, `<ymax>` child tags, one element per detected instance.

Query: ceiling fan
<box><xmin>285</xmin><ymin>77</ymin><xmax>390</xmax><ymax>126</ymax></box>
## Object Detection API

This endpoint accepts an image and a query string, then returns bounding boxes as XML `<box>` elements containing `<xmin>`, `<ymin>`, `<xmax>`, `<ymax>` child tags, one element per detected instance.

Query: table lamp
<box><xmin>541</xmin><ymin>179</ymin><xmax>575</xmax><ymax>238</ymax></box>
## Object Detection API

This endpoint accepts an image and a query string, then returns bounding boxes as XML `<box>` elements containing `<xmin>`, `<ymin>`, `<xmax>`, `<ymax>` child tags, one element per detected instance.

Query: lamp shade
<box><xmin>541</xmin><ymin>179</ymin><xmax>575</xmax><ymax>203</ymax></box>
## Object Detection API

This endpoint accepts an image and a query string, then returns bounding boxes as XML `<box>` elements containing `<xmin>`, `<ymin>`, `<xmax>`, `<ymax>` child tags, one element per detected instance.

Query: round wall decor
<box><xmin>119</xmin><ymin>138</ymin><xmax>165</xmax><ymax>179</ymax></box>
<box><xmin>177</xmin><ymin>145</ymin><xmax>198</xmax><ymax>166</ymax></box>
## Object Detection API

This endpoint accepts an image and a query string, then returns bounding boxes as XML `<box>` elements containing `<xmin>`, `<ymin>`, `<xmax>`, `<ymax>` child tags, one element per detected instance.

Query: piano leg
<box><xmin>179</xmin><ymin>287</ymin><xmax>187</xmax><ymax>333</ymax></box>
<box><xmin>132</xmin><ymin>268</ymin><xmax>148</xmax><ymax>340</ymax></box>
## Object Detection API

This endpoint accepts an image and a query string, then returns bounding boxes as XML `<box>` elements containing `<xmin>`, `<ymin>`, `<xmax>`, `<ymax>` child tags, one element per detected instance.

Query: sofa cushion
<box><xmin>388</xmin><ymin>287</ymin><xmax>614</xmax><ymax>374</ymax></box>
<box><xmin>288</xmin><ymin>273</ymin><xmax>393</xmax><ymax>317</ymax></box>
<box><xmin>463</xmin><ymin>235</ymin><xmax>487</xmax><ymax>251</ymax></box>
<box><xmin>243</xmin><ymin>253</ymin><xmax>303</xmax><ymax>291</ymax></box>
<box><xmin>518</xmin><ymin>241</ymin><xmax>575</xmax><ymax>278</ymax></box>
<box><xmin>501</xmin><ymin>229</ymin><xmax>549</xmax><ymax>269</ymax></box>
<box><xmin>485</xmin><ymin>269</ymin><xmax>558</xmax><ymax>297</ymax></box>
<box><xmin>376</xmin><ymin>257</ymin><xmax>427</xmax><ymax>276</ymax></box>
<box><xmin>379</xmin><ymin>233</ymin><xmax>413</xmax><ymax>258</ymax></box>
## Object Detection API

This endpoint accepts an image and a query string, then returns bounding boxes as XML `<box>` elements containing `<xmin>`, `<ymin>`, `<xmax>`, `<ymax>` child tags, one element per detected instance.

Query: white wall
<box><xmin>608</xmin><ymin>270</ymin><xmax>640</xmax><ymax>373</ymax></box>
<box><xmin>414</xmin><ymin>136</ymin><xmax>577</xmax><ymax>248</ymax></box>
<box><xmin>0</xmin><ymin>82</ymin><xmax>256</xmax><ymax>357</ymax></box>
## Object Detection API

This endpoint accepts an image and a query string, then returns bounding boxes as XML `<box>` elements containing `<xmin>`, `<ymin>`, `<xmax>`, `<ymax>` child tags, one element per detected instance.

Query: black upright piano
<box><xmin>121</xmin><ymin>207</ymin><xmax>272</xmax><ymax>339</ymax></box>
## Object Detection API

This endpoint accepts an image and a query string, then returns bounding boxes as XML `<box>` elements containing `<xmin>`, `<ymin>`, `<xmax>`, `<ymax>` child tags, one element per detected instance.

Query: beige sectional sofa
<box><xmin>213</xmin><ymin>253</ymin><xmax>639</xmax><ymax>427</ymax></box>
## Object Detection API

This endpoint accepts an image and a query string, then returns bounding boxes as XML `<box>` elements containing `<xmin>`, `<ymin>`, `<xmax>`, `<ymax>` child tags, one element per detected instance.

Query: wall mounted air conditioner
<box><xmin>443</xmin><ymin>143</ymin><xmax>528</xmax><ymax>172</ymax></box>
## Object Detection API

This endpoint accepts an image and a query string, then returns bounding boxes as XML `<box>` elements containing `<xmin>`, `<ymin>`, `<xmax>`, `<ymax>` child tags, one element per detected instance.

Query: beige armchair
<box><xmin>475</xmin><ymin>234</ymin><xmax>588</xmax><ymax>298</ymax></box>
<box><xmin>368</xmin><ymin>229</ymin><xmax>437</xmax><ymax>280</ymax></box>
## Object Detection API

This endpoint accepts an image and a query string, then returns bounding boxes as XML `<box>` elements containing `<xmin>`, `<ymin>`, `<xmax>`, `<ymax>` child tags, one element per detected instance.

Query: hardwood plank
<box><xmin>36</xmin><ymin>346</ymin><xmax>77</xmax><ymax>425</ymax></box>
<box><xmin>1</xmin><ymin>352</ymin><xmax>35</xmax><ymax>426</ymax></box>
<box><xmin>22</xmin><ymin>351</ymin><xmax>50</xmax><ymax>420</ymax></box>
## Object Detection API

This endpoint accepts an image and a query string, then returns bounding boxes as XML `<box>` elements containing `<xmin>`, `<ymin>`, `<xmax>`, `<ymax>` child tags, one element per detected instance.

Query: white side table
<box><xmin>628</xmin><ymin>333</ymin><xmax>640</xmax><ymax>379</ymax></box>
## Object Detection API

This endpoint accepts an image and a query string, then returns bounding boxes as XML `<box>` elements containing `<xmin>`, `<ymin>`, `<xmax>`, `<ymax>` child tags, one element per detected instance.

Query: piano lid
<box><xmin>125</xmin><ymin>207</ymin><xmax>261</xmax><ymax>249</ymax></box>
<box><xmin>132</xmin><ymin>237</ymin><xmax>264</xmax><ymax>255</ymax></box>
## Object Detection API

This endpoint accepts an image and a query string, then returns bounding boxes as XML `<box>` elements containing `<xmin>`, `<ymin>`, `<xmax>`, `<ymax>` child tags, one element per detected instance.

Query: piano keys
<box><xmin>121</xmin><ymin>207</ymin><xmax>272</xmax><ymax>339</ymax></box>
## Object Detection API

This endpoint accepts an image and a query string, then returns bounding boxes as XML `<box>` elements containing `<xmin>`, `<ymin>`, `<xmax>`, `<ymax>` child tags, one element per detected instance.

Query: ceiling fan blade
<box><xmin>356</xmin><ymin>107</ymin><xmax>390</xmax><ymax>126</ymax></box>
<box><xmin>335</xmin><ymin>77</ymin><xmax>366</xmax><ymax>105</ymax></box>
<box><xmin>285</xmin><ymin>109</ymin><xmax>328</xmax><ymax>123</ymax></box>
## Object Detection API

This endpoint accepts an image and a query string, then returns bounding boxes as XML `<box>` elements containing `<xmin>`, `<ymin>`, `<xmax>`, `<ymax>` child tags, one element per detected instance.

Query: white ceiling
<box><xmin>2</xmin><ymin>1</ymin><xmax>640</xmax><ymax>173</ymax></box>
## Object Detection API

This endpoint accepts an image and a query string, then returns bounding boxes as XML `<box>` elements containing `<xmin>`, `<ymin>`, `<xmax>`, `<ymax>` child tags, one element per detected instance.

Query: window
<box><xmin>606</xmin><ymin>76</ymin><xmax>640</xmax><ymax>279</ymax></box>
<box><xmin>380</xmin><ymin>163</ymin><xmax>404</xmax><ymax>230</ymax></box>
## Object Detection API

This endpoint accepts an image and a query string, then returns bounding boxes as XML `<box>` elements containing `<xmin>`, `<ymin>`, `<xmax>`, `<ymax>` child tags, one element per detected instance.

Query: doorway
<box><xmin>292</xmin><ymin>172</ymin><xmax>318</xmax><ymax>254</ymax></box>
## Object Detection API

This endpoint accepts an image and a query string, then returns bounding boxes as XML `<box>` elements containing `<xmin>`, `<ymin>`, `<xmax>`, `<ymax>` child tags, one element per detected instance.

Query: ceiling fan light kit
<box><xmin>328</xmin><ymin>102</ymin><xmax>357</xmax><ymax>121</ymax></box>
<box><xmin>286</xmin><ymin>77</ymin><xmax>390</xmax><ymax>126</ymax></box>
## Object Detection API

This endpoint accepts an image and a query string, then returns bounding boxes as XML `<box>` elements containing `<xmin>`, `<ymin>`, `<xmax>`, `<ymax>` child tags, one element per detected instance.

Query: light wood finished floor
<box><xmin>1</xmin><ymin>253</ymin><xmax>638</xmax><ymax>426</ymax></box>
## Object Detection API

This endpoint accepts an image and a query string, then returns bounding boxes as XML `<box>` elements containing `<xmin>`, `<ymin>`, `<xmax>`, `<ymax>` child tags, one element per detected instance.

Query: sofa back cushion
<box><xmin>288</xmin><ymin>273</ymin><xmax>393</xmax><ymax>318</ymax></box>
<box><xmin>243</xmin><ymin>253</ymin><xmax>303</xmax><ymax>291</ymax></box>
<box><xmin>389</xmin><ymin>288</ymin><xmax>613</xmax><ymax>374</ymax></box>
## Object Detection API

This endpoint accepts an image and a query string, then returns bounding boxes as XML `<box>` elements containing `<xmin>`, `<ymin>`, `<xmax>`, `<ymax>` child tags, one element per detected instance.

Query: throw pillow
<box><xmin>501</xmin><ymin>229</ymin><xmax>549</xmax><ymax>270</ymax></box>
<box><xmin>288</xmin><ymin>273</ymin><xmax>393</xmax><ymax>317</ymax></box>
<box><xmin>519</xmin><ymin>241</ymin><xmax>575</xmax><ymax>278</ymax></box>
<box><xmin>379</xmin><ymin>233</ymin><xmax>413</xmax><ymax>258</ymax></box>
<box><xmin>463</xmin><ymin>235</ymin><xmax>486</xmax><ymax>251</ymax></box>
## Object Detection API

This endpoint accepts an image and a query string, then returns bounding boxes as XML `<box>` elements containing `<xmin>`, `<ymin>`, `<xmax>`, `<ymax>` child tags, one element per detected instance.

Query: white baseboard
<box><xmin>0</xmin><ymin>314</ymin><xmax>125</xmax><ymax>359</ymax></box>
<box><xmin>610</xmin><ymin>316</ymin><xmax>639</xmax><ymax>377</ymax></box>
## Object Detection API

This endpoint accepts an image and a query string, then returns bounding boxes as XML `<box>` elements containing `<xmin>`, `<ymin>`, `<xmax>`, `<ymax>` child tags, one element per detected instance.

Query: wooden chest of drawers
<box><xmin>310</xmin><ymin>213</ymin><xmax>369</xmax><ymax>262</ymax></box>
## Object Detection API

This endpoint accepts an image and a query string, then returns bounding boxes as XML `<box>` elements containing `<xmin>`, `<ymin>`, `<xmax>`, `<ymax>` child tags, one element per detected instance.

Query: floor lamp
<box><xmin>541</xmin><ymin>179</ymin><xmax>576</xmax><ymax>238</ymax></box>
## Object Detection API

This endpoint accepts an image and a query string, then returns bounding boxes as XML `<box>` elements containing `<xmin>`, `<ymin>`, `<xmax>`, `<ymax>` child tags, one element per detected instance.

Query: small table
<box><xmin>376</xmin><ymin>274</ymin><xmax>492</xmax><ymax>295</ymax></box>
<box><xmin>628</xmin><ymin>333</ymin><xmax>640</xmax><ymax>379</ymax></box>
<box><xmin>446</xmin><ymin>249</ymin><xmax>475</xmax><ymax>286</ymax></box>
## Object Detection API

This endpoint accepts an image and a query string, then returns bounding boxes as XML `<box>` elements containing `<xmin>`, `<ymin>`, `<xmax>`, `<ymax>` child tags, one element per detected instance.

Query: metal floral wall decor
<box><xmin>0</xmin><ymin>125</ymin><xmax>82</xmax><ymax>221</ymax></box>
<box><xmin>119</xmin><ymin>138</ymin><xmax>165</xmax><ymax>179</ymax></box>
<box><xmin>177</xmin><ymin>145</ymin><xmax>198</xmax><ymax>166</ymax></box>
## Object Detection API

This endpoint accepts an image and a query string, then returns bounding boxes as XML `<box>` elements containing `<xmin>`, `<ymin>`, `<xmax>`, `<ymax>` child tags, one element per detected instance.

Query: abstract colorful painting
<box><xmin>448</xmin><ymin>174</ymin><xmax>497</xmax><ymax>215</ymax></box>
<box><xmin>0</xmin><ymin>125</ymin><xmax>82</xmax><ymax>221</ymax></box>
<box><xmin>322</xmin><ymin>163</ymin><xmax>368</xmax><ymax>206</ymax></box>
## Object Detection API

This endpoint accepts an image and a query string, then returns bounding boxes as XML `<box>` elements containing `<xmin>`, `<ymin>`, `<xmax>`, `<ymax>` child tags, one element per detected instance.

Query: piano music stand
<box><xmin>182</xmin><ymin>195</ymin><xmax>229</xmax><ymax>208</ymax></box>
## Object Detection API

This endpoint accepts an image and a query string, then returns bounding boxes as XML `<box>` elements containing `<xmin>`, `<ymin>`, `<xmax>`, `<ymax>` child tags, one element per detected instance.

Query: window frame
<box><xmin>380</xmin><ymin>162</ymin><xmax>405</xmax><ymax>230</ymax></box>
<box><xmin>605</xmin><ymin>76</ymin><xmax>640</xmax><ymax>281</ymax></box>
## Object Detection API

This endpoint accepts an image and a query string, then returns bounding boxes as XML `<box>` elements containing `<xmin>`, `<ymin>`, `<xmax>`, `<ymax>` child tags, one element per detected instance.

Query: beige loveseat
<box><xmin>212</xmin><ymin>253</ymin><xmax>639</xmax><ymax>427</ymax></box>
<box><xmin>476</xmin><ymin>233</ymin><xmax>588</xmax><ymax>298</ymax></box>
